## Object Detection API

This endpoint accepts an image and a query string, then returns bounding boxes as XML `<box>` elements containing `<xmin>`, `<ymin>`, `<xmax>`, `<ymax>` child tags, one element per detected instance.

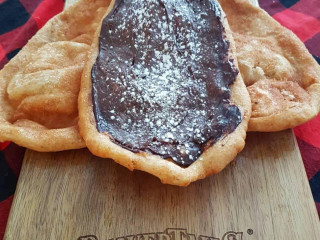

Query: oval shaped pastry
<box><xmin>79</xmin><ymin>0</ymin><xmax>251</xmax><ymax>186</ymax></box>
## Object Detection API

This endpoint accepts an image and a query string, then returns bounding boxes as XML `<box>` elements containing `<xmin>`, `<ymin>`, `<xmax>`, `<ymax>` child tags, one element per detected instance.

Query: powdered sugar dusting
<box><xmin>92</xmin><ymin>0</ymin><xmax>241</xmax><ymax>166</ymax></box>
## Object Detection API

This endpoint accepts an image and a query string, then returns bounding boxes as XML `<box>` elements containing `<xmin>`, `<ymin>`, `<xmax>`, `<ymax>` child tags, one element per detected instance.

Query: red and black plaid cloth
<box><xmin>0</xmin><ymin>0</ymin><xmax>319</xmax><ymax>239</ymax></box>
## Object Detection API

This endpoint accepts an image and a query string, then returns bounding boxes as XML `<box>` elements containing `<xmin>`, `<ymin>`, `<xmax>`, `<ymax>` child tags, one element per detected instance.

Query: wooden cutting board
<box><xmin>4</xmin><ymin>0</ymin><xmax>320</xmax><ymax>239</ymax></box>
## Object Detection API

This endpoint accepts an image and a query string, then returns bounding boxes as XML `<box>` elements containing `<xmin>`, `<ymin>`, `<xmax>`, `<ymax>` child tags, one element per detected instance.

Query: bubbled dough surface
<box><xmin>219</xmin><ymin>0</ymin><xmax>320</xmax><ymax>131</ymax></box>
<box><xmin>0</xmin><ymin>0</ymin><xmax>110</xmax><ymax>151</ymax></box>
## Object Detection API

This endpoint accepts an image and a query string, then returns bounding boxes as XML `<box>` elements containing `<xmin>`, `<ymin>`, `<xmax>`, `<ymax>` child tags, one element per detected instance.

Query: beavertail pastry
<box><xmin>79</xmin><ymin>0</ymin><xmax>251</xmax><ymax>186</ymax></box>
<box><xmin>219</xmin><ymin>0</ymin><xmax>320</xmax><ymax>132</ymax></box>
<box><xmin>0</xmin><ymin>0</ymin><xmax>110</xmax><ymax>151</ymax></box>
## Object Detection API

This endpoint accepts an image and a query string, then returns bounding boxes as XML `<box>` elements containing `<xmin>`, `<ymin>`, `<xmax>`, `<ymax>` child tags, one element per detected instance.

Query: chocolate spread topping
<box><xmin>92</xmin><ymin>0</ymin><xmax>241</xmax><ymax>166</ymax></box>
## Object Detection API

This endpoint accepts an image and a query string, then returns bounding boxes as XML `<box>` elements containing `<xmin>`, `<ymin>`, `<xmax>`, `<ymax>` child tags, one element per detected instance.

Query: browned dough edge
<box><xmin>78</xmin><ymin>0</ymin><xmax>251</xmax><ymax>186</ymax></box>
<box><xmin>247</xmin><ymin>3</ymin><xmax>320</xmax><ymax>131</ymax></box>
<box><xmin>0</xmin><ymin>0</ymin><xmax>110</xmax><ymax>151</ymax></box>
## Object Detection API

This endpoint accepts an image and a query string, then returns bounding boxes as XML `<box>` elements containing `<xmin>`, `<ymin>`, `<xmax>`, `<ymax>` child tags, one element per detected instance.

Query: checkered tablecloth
<box><xmin>260</xmin><ymin>0</ymin><xmax>320</xmax><ymax>215</ymax></box>
<box><xmin>0</xmin><ymin>0</ymin><xmax>319</xmax><ymax>239</ymax></box>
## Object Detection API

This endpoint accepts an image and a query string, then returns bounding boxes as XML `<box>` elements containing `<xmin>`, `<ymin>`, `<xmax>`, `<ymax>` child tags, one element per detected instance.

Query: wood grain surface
<box><xmin>4</xmin><ymin>0</ymin><xmax>320</xmax><ymax>239</ymax></box>
<box><xmin>4</xmin><ymin>130</ymin><xmax>320</xmax><ymax>240</ymax></box>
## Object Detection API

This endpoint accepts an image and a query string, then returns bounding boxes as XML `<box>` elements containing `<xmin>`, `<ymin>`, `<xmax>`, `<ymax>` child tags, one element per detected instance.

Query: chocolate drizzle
<box><xmin>92</xmin><ymin>0</ymin><xmax>241</xmax><ymax>166</ymax></box>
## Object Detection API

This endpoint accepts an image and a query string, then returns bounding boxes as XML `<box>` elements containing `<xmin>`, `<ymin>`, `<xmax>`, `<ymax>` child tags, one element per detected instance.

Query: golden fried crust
<box><xmin>218</xmin><ymin>0</ymin><xmax>320</xmax><ymax>132</ymax></box>
<box><xmin>0</xmin><ymin>0</ymin><xmax>110</xmax><ymax>151</ymax></box>
<box><xmin>78</xmin><ymin>0</ymin><xmax>251</xmax><ymax>186</ymax></box>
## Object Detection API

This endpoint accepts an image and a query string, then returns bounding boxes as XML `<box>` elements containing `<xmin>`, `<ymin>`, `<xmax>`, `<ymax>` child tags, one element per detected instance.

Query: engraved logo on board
<box><xmin>77</xmin><ymin>228</ymin><xmax>253</xmax><ymax>240</ymax></box>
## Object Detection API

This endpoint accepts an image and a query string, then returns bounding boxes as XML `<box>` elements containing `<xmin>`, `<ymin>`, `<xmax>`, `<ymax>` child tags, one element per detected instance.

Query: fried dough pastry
<box><xmin>218</xmin><ymin>0</ymin><xmax>320</xmax><ymax>132</ymax></box>
<box><xmin>79</xmin><ymin>0</ymin><xmax>251</xmax><ymax>186</ymax></box>
<box><xmin>0</xmin><ymin>0</ymin><xmax>110</xmax><ymax>151</ymax></box>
